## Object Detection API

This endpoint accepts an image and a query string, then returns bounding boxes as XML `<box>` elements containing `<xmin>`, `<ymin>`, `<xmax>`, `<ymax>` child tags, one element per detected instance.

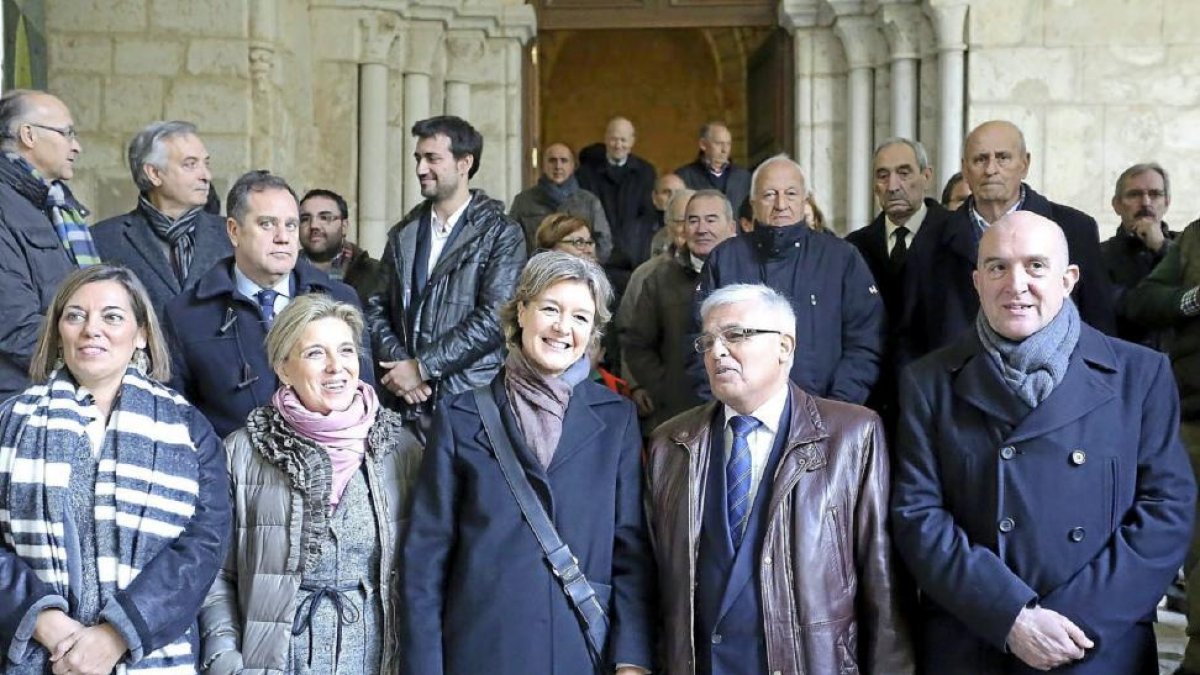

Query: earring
<box><xmin>53</xmin><ymin>350</ymin><xmax>64</xmax><ymax>372</ymax></box>
<box><xmin>132</xmin><ymin>348</ymin><xmax>150</xmax><ymax>376</ymax></box>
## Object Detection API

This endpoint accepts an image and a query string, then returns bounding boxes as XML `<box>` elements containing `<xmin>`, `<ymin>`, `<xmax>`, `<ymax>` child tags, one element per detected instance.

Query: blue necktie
<box><xmin>256</xmin><ymin>289</ymin><xmax>279</xmax><ymax>326</ymax></box>
<box><xmin>727</xmin><ymin>415</ymin><xmax>762</xmax><ymax>549</ymax></box>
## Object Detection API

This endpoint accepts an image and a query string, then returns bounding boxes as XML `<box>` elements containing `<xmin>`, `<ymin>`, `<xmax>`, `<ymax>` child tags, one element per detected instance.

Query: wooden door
<box><xmin>745</xmin><ymin>27</ymin><xmax>794</xmax><ymax>167</ymax></box>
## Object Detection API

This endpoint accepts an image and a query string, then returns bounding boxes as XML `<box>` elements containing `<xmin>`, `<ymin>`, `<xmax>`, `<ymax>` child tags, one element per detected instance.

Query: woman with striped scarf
<box><xmin>0</xmin><ymin>265</ymin><xmax>230</xmax><ymax>675</ymax></box>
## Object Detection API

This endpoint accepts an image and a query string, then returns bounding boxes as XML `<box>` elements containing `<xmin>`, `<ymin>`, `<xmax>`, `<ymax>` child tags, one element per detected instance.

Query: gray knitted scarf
<box><xmin>975</xmin><ymin>298</ymin><xmax>1081</xmax><ymax>408</ymax></box>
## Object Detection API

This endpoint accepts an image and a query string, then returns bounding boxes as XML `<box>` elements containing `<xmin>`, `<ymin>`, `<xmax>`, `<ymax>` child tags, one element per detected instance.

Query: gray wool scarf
<box><xmin>976</xmin><ymin>298</ymin><xmax>1081</xmax><ymax>408</ymax></box>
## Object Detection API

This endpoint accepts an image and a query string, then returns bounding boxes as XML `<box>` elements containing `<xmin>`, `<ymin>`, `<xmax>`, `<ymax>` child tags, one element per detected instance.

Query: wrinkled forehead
<box><xmin>978</xmin><ymin>214</ymin><xmax>1069</xmax><ymax>267</ymax></box>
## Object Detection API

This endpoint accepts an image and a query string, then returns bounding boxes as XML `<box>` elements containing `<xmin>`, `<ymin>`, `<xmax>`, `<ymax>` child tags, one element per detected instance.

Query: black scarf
<box><xmin>539</xmin><ymin>174</ymin><xmax>580</xmax><ymax>209</ymax></box>
<box><xmin>138</xmin><ymin>194</ymin><xmax>202</xmax><ymax>284</ymax></box>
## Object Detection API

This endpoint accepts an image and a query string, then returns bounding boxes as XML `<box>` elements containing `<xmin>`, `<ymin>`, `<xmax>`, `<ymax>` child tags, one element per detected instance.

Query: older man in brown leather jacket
<box><xmin>645</xmin><ymin>283</ymin><xmax>913</xmax><ymax>675</ymax></box>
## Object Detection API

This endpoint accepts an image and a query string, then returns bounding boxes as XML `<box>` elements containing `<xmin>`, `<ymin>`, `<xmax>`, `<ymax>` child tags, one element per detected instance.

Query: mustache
<box><xmin>1136</xmin><ymin>208</ymin><xmax>1155</xmax><ymax>218</ymax></box>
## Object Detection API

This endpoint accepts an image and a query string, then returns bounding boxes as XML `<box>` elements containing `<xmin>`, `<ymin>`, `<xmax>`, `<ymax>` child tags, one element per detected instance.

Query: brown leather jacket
<box><xmin>645</xmin><ymin>383</ymin><xmax>914</xmax><ymax>675</ymax></box>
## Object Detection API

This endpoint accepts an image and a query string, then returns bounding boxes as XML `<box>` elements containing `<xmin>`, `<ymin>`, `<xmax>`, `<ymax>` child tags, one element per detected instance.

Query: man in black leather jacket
<box><xmin>365</xmin><ymin>116</ymin><xmax>526</xmax><ymax>433</ymax></box>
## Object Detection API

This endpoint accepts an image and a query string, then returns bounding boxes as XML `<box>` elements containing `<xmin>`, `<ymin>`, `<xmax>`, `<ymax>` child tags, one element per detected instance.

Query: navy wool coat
<box><xmin>91</xmin><ymin>208</ymin><xmax>232</xmax><ymax>315</ymax></box>
<box><xmin>163</xmin><ymin>257</ymin><xmax>371</xmax><ymax>438</ymax></box>
<box><xmin>399</xmin><ymin>374</ymin><xmax>657</xmax><ymax>675</ymax></box>
<box><xmin>891</xmin><ymin>325</ymin><xmax>1195</xmax><ymax>674</ymax></box>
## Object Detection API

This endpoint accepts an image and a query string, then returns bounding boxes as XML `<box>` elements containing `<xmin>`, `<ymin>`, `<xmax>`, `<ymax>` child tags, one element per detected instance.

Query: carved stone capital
<box><xmin>925</xmin><ymin>1</ymin><xmax>968</xmax><ymax>52</ymax></box>
<box><xmin>445</xmin><ymin>30</ymin><xmax>486</xmax><ymax>82</ymax></box>
<box><xmin>406</xmin><ymin>20</ymin><xmax>446</xmax><ymax>76</ymax></box>
<box><xmin>833</xmin><ymin>14</ymin><xmax>881</xmax><ymax>70</ymax></box>
<box><xmin>879</xmin><ymin>3</ymin><xmax>924</xmax><ymax>61</ymax></box>
<box><xmin>778</xmin><ymin>0</ymin><xmax>821</xmax><ymax>31</ymax></box>
<box><xmin>249</xmin><ymin>44</ymin><xmax>274</xmax><ymax>95</ymax></box>
<box><xmin>360</xmin><ymin>13</ymin><xmax>401</xmax><ymax>66</ymax></box>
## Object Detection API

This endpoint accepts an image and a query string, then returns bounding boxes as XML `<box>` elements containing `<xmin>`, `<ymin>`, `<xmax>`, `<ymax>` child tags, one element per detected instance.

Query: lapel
<box><xmin>426</xmin><ymin>194</ymin><xmax>485</xmax><ymax>285</ymax></box>
<box><xmin>185</xmin><ymin>213</ymin><xmax>231</xmax><ymax>287</ymax></box>
<box><xmin>1006</xmin><ymin>327</ymin><xmax>1117</xmax><ymax>444</ymax></box>
<box><xmin>950</xmin><ymin>335</ymin><xmax>1028</xmax><ymax>429</ymax></box>
<box><xmin>123</xmin><ymin>212</ymin><xmax>179</xmax><ymax>292</ymax></box>
<box><xmin>943</xmin><ymin>208</ymin><xmax>978</xmax><ymax>267</ymax></box>
<box><xmin>862</xmin><ymin>215</ymin><xmax>889</xmax><ymax>271</ymax></box>
<box><xmin>546</xmin><ymin>381</ymin><xmax>605</xmax><ymax>473</ymax></box>
<box><xmin>763</xmin><ymin>386</ymin><xmax>830</xmax><ymax>525</ymax></box>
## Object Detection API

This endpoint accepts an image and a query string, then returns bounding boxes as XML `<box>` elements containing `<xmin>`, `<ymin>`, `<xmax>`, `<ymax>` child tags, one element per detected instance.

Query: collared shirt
<box><xmin>689</xmin><ymin>253</ymin><xmax>705</xmax><ymax>274</ymax></box>
<box><xmin>885</xmin><ymin>201</ymin><xmax>928</xmax><ymax>255</ymax></box>
<box><xmin>969</xmin><ymin>185</ymin><xmax>1027</xmax><ymax>233</ymax></box>
<box><xmin>428</xmin><ymin>198</ymin><xmax>471</xmax><ymax>275</ymax></box>
<box><xmin>233</xmin><ymin>264</ymin><xmax>292</xmax><ymax>316</ymax></box>
<box><xmin>607</xmin><ymin>156</ymin><xmax>628</xmax><ymax>167</ymax></box>
<box><xmin>722</xmin><ymin>383</ymin><xmax>789</xmax><ymax>508</ymax></box>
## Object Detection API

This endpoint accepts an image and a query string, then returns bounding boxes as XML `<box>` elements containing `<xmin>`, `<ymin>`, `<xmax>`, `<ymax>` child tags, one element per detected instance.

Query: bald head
<box><xmin>605</xmin><ymin>116</ymin><xmax>635</xmax><ymax>163</ymax></box>
<box><xmin>961</xmin><ymin>120</ymin><xmax>1030</xmax><ymax>217</ymax></box>
<box><xmin>0</xmin><ymin>90</ymin><xmax>80</xmax><ymax>181</ymax></box>
<box><xmin>542</xmin><ymin>142</ymin><xmax>575</xmax><ymax>184</ymax></box>
<box><xmin>653</xmin><ymin>173</ymin><xmax>686</xmax><ymax>211</ymax></box>
<box><xmin>973</xmin><ymin>211</ymin><xmax>1079</xmax><ymax>340</ymax></box>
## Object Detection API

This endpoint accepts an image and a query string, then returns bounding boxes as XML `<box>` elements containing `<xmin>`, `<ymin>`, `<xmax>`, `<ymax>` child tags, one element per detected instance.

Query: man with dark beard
<box><xmin>298</xmin><ymin>187</ymin><xmax>383</xmax><ymax>304</ymax></box>
<box><xmin>365</xmin><ymin>115</ymin><xmax>526</xmax><ymax>434</ymax></box>
<box><xmin>686</xmin><ymin>154</ymin><xmax>885</xmax><ymax>405</ymax></box>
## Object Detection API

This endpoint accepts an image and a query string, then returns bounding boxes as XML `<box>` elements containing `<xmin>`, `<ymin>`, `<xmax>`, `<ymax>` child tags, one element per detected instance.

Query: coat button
<box><xmin>998</xmin><ymin>517</ymin><xmax>1015</xmax><ymax>533</ymax></box>
<box><xmin>712</xmin><ymin>633</ymin><xmax>723</xmax><ymax>645</ymax></box>
<box><xmin>1070</xmin><ymin>450</ymin><xmax>1086</xmax><ymax>465</ymax></box>
<box><xmin>763</xmin><ymin>555</ymin><xmax>772</xmax><ymax>566</ymax></box>
<box><xmin>1000</xmin><ymin>446</ymin><xmax>1016</xmax><ymax>460</ymax></box>
<box><xmin>1069</xmin><ymin>527</ymin><xmax>1085</xmax><ymax>542</ymax></box>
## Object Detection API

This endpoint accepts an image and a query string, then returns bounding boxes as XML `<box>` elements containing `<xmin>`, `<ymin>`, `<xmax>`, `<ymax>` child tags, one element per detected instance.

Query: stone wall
<box><xmin>966</xmin><ymin>0</ymin><xmax>1200</xmax><ymax>232</ymax></box>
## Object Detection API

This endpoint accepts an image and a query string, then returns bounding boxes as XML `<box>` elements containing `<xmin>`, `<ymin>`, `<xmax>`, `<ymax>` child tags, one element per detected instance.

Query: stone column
<box><xmin>248</xmin><ymin>0</ymin><xmax>278</xmax><ymax>170</ymax></box>
<box><xmin>880</xmin><ymin>3</ymin><xmax>923</xmax><ymax>141</ymax></box>
<box><xmin>403</xmin><ymin>21</ymin><xmax>445</xmax><ymax>212</ymax></box>
<box><xmin>445</xmin><ymin>31</ymin><xmax>485</xmax><ymax>119</ymax></box>
<box><xmin>357</xmin><ymin>15</ymin><xmax>399</xmax><ymax>255</ymax></box>
<box><xmin>504</xmin><ymin>38</ymin><xmax>523</xmax><ymax>201</ymax></box>
<box><xmin>778</xmin><ymin>2</ymin><xmax>821</xmax><ymax>206</ymax></box>
<box><xmin>928</xmin><ymin>2</ymin><xmax>968</xmax><ymax>188</ymax></box>
<box><xmin>833</xmin><ymin>15</ymin><xmax>878</xmax><ymax>231</ymax></box>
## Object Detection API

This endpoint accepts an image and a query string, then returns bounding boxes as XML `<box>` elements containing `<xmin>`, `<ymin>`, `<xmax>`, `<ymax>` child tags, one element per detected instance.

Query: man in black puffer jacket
<box><xmin>366</xmin><ymin>116</ymin><xmax>526</xmax><ymax>434</ymax></box>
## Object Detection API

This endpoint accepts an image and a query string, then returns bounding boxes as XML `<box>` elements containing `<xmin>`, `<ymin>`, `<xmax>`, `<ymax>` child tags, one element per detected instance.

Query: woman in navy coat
<box><xmin>399</xmin><ymin>251</ymin><xmax>656</xmax><ymax>675</ymax></box>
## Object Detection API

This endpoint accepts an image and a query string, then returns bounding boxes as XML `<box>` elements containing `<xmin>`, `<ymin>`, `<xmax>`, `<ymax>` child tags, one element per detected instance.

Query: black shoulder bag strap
<box><xmin>472</xmin><ymin>385</ymin><xmax>610</xmax><ymax>672</ymax></box>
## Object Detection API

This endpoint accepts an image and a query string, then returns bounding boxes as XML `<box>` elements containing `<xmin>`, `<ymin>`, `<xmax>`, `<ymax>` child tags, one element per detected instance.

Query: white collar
<box><xmin>233</xmin><ymin>264</ymin><xmax>290</xmax><ymax>302</ymax></box>
<box><xmin>723</xmin><ymin>382</ymin><xmax>789</xmax><ymax>436</ymax></box>
<box><xmin>431</xmin><ymin>197</ymin><xmax>471</xmax><ymax>235</ymax></box>
<box><xmin>886</xmin><ymin>201</ymin><xmax>928</xmax><ymax>238</ymax></box>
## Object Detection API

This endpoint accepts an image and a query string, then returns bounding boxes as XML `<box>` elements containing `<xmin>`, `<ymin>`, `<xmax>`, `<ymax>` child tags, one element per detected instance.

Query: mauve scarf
<box><xmin>503</xmin><ymin>349</ymin><xmax>590</xmax><ymax>468</ymax></box>
<box><xmin>273</xmin><ymin>382</ymin><xmax>379</xmax><ymax>506</ymax></box>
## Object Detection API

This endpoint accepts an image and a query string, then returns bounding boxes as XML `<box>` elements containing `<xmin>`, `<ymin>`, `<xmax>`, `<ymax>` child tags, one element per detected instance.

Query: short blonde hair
<box><xmin>30</xmin><ymin>265</ymin><xmax>170</xmax><ymax>383</ymax></box>
<box><xmin>265</xmin><ymin>294</ymin><xmax>365</xmax><ymax>370</ymax></box>
<box><xmin>500</xmin><ymin>251</ymin><xmax>613</xmax><ymax>353</ymax></box>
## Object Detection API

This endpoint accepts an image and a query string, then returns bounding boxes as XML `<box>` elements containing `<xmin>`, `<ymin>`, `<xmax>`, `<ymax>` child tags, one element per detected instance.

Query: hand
<box><xmin>401</xmin><ymin>383</ymin><xmax>433</xmax><ymax>405</ymax></box>
<box><xmin>380</xmin><ymin>359</ymin><xmax>426</xmax><ymax>396</ymax></box>
<box><xmin>1006</xmin><ymin>606</ymin><xmax>1093</xmax><ymax>671</ymax></box>
<box><xmin>33</xmin><ymin>610</ymin><xmax>84</xmax><ymax>654</ymax></box>
<box><xmin>50</xmin><ymin>623</ymin><xmax>127</xmax><ymax>675</ymax></box>
<box><xmin>630</xmin><ymin>388</ymin><xmax>655</xmax><ymax>417</ymax></box>
<box><xmin>1135</xmin><ymin>219</ymin><xmax>1166</xmax><ymax>252</ymax></box>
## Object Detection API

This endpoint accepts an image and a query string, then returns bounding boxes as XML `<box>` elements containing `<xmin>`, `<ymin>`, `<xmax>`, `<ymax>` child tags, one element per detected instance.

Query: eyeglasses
<box><xmin>27</xmin><ymin>123</ymin><xmax>78</xmax><ymax>141</ymax></box>
<box><xmin>693</xmin><ymin>327</ymin><xmax>782</xmax><ymax>353</ymax></box>
<box><xmin>1121</xmin><ymin>189</ymin><xmax>1167</xmax><ymax>201</ymax></box>
<box><xmin>560</xmin><ymin>237</ymin><xmax>595</xmax><ymax>248</ymax></box>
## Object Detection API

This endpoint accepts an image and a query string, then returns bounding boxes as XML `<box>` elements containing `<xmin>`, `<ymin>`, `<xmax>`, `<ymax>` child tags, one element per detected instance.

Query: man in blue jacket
<box><xmin>688</xmin><ymin>154</ymin><xmax>885</xmax><ymax>404</ymax></box>
<box><xmin>892</xmin><ymin>210</ymin><xmax>1194</xmax><ymax>673</ymax></box>
<box><xmin>163</xmin><ymin>171</ymin><xmax>369</xmax><ymax>437</ymax></box>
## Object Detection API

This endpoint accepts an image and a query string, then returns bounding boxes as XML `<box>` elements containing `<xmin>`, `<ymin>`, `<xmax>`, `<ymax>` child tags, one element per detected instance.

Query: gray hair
<box><xmin>666</xmin><ymin>188</ymin><xmax>696</xmax><ymax>219</ymax></box>
<box><xmin>750</xmin><ymin>153</ymin><xmax>807</xmax><ymax>199</ymax></box>
<box><xmin>875</xmin><ymin>136</ymin><xmax>930</xmax><ymax>171</ymax></box>
<box><xmin>699</xmin><ymin>283</ymin><xmax>796</xmax><ymax>336</ymax></box>
<box><xmin>128</xmin><ymin>120</ymin><xmax>199</xmax><ymax>193</ymax></box>
<box><xmin>500</xmin><ymin>251</ymin><xmax>614</xmax><ymax>352</ymax></box>
<box><xmin>0</xmin><ymin>90</ymin><xmax>36</xmax><ymax>151</ymax></box>
<box><xmin>689</xmin><ymin>189</ymin><xmax>734</xmax><ymax>223</ymax></box>
<box><xmin>226</xmin><ymin>170</ymin><xmax>298</xmax><ymax>223</ymax></box>
<box><xmin>265</xmin><ymin>294</ymin><xmax>365</xmax><ymax>371</ymax></box>
<box><xmin>1114</xmin><ymin>162</ymin><xmax>1170</xmax><ymax>200</ymax></box>
<box><xmin>698</xmin><ymin>121</ymin><xmax>729</xmax><ymax>140</ymax></box>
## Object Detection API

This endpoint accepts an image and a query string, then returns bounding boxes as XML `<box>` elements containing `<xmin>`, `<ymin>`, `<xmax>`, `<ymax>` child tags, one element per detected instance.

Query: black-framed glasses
<box><xmin>694</xmin><ymin>327</ymin><xmax>782</xmax><ymax>353</ymax></box>
<box><xmin>27</xmin><ymin>123</ymin><xmax>78</xmax><ymax>141</ymax></box>
<box><xmin>560</xmin><ymin>237</ymin><xmax>595</xmax><ymax>248</ymax></box>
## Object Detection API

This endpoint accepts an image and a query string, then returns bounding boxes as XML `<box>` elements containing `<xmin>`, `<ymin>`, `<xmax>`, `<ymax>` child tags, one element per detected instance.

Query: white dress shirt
<box><xmin>721</xmin><ymin>383</ymin><xmax>790</xmax><ymax>509</ymax></box>
<box><xmin>885</xmin><ymin>201</ymin><xmax>928</xmax><ymax>255</ymax></box>
<box><xmin>428</xmin><ymin>198</ymin><xmax>471</xmax><ymax>275</ymax></box>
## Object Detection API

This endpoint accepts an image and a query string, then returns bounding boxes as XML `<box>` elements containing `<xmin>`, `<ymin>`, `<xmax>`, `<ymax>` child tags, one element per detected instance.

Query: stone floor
<box><xmin>1159</xmin><ymin>607</ymin><xmax>1186</xmax><ymax>674</ymax></box>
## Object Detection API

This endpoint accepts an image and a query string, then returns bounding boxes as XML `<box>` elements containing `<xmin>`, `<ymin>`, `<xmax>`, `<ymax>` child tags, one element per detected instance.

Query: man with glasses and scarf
<box><xmin>0</xmin><ymin>89</ymin><xmax>96</xmax><ymax>402</ymax></box>
<box><xmin>92</xmin><ymin>120</ymin><xmax>232</xmax><ymax>319</ymax></box>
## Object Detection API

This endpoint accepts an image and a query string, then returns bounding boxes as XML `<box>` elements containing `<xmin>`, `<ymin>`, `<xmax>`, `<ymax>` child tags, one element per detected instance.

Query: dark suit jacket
<box><xmin>674</xmin><ymin>158</ymin><xmax>751</xmax><ymax>216</ymax></box>
<box><xmin>900</xmin><ymin>185</ymin><xmax>1116</xmax><ymax>365</ymax></box>
<box><xmin>92</xmin><ymin>207</ymin><xmax>232</xmax><ymax>314</ymax></box>
<box><xmin>399</xmin><ymin>375</ymin><xmax>656</xmax><ymax>675</ymax></box>
<box><xmin>891</xmin><ymin>325</ymin><xmax>1194</xmax><ymax>674</ymax></box>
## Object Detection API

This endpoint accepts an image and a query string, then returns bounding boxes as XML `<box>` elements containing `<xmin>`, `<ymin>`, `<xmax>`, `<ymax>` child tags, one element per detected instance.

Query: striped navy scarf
<box><xmin>0</xmin><ymin>367</ymin><xmax>199</xmax><ymax>673</ymax></box>
<box><xmin>137</xmin><ymin>194</ymin><xmax>201</xmax><ymax>284</ymax></box>
<box><xmin>0</xmin><ymin>152</ymin><xmax>99</xmax><ymax>267</ymax></box>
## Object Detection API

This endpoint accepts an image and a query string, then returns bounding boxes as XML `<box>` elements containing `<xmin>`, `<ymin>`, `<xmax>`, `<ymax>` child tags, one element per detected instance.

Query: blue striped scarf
<box><xmin>0</xmin><ymin>152</ymin><xmax>99</xmax><ymax>267</ymax></box>
<box><xmin>0</xmin><ymin>367</ymin><xmax>199</xmax><ymax>673</ymax></box>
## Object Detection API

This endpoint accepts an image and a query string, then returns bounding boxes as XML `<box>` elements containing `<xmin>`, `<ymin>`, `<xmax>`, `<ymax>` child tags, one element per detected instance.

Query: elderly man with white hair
<box><xmin>687</xmin><ymin>153</ymin><xmax>885</xmax><ymax>405</ymax></box>
<box><xmin>647</xmin><ymin>282</ymin><xmax>913</xmax><ymax>675</ymax></box>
